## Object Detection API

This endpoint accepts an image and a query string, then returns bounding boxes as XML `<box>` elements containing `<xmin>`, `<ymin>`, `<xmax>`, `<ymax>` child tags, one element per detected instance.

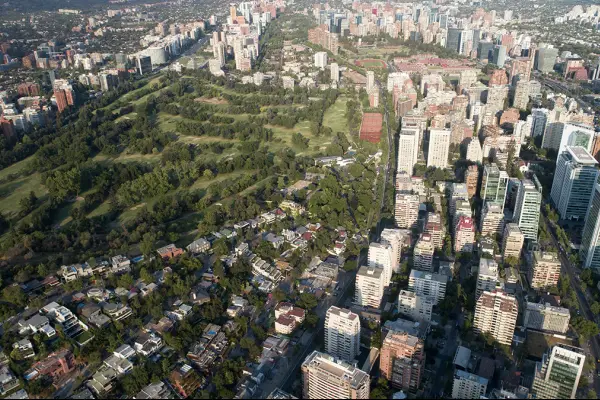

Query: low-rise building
<box><xmin>524</xmin><ymin>302</ymin><xmax>570</xmax><ymax>334</ymax></box>
<box><xmin>274</xmin><ymin>302</ymin><xmax>306</xmax><ymax>335</ymax></box>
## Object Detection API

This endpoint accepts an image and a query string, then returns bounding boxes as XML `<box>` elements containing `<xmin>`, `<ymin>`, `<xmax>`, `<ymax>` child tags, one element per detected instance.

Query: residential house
<box><xmin>190</xmin><ymin>288</ymin><xmax>210</xmax><ymax>305</ymax></box>
<box><xmin>24</xmin><ymin>349</ymin><xmax>75</xmax><ymax>383</ymax></box>
<box><xmin>167</xmin><ymin>303</ymin><xmax>193</xmax><ymax>321</ymax></box>
<box><xmin>144</xmin><ymin>317</ymin><xmax>174</xmax><ymax>335</ymax></box>
<box><xmin>134</xmin><ymin>382</ymin><xmax>173</xmax><ymax>399</ymax></box>
<box><xmin>156</xmin><ymin>244</ymin><xmax>184</xmax><ymax>260</ymax></box>
<box><xmin>87</xmin><ymin>365</ymin><xmax>118</xmax><ymax>396</ymax></box>
<box><xmin>110</xmin><ymin>255</ymin><xmax>131</xmax><ymax>273</ymax></box>
<box><xmin>80</xmin><ymin>303</ymin><xmax>111</xmax><ymax>328</ymax></box>
<box><xmin>169</xmin><ymin>364</ymin><xmax>203</xmax><ymax>398</ymax></box>
<box><xmin>18</xmin><ymin>314</ymin><xmax>56</xmax><ymax>338</ymax></box>
<box><xmin>134</xmin><ymin>332</ymin><xmax>163</xmax><ymax>357</ymax></box>
<box><xmin>42</xmin><ymin>302</ymin><xmax>91</xmax><ymax>343</ymax></box>
<box><xmin>0</xmin><ymin>366</ymin><xmax>20</xmax><ymax>396</ymax></box>
<box><xmin>274</xmin><ymin>302</ymin><xmax>306</xmax><ymax>335</ymax></box>
<box><xmin>186</xmin><ymin>238</ymin><xmax>211</xmax><ymax>254</ymax></box>
<box><xmin>264</xmin><ymin>233</ymin><xmax>284</xmax><ymax>249</ymax></box>
<box><xmin>102</xmin><ymin>303</ymin><xmax>133</xmax><ymax>321</ymax></box>
<box><xmin>12</xmin><ymin>339</ymin><xmax>34</xmax><ymax>359</ymax></box>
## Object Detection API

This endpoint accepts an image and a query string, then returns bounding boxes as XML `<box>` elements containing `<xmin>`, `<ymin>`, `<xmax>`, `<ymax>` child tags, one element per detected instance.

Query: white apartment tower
<box><xmin>368</xmin><ymin>242</ymin><xmax>394</xmax><ymax>286</ymax></box>
<box><xmin>324</xmin><ymin>306</ymin><xmax>361</xmax><ymax>362</ymax></box>
<box><xmin>366</xmin><ymin>70</ymin><xmax>375</xmax><ymax>92</ymax></box>
<box><xmin>314</xmin><ymin>51</ymin><xmax>328</xmax><ymax>68</ymax></box>
<box><xmin>302</xmin><ymin>351</ymin><xmax>370</xmax><ymax>399</ymax></box>
<box><xmin>479</xmin><ymin>202</ymin><xmax>505</xmax><ymax>238</ymax></box>
<box><xmin>397</xmin><ymin>127</ymin><xmax>420</xmax><ymax>175</ymax></box>
<box><xmin>395</xmin><ymin>193</ymin><xmax>420</xmax><ymax>230</ymax></box>
<box><xmin>476</xmin><ymin>258</ymin><xmax>499</xmax><ymax>299</ymax></box>
<box><xmin>414</xmin><ymin>233</ymin><xmax>435</xmax><ymax>271</ymax></box>
<box><xmin>330</xmin><ymin>62</ymin><xmax>340</xmax><ymax>82</ymax></box>
<box><xmin>427</xmin><ymin>129</ymin><xmax>451</xmax><ymax>169</ymax></box>
<box><xmin>380</xmin><ymin>228</ymin><xmax>405</xmax><ymax>274</ymax></box>
<box><xmin>398</xmin><ymin>290</ymin><xmax>435</xmax><ymax>322</ymax></box>
<box><xmin>473</xmin><ymin>290</ymin><xmax>518</xmax><ymax>346</ymax></box>
<box><xmin>355</xmin><ymin>266</ymin><xmax>384</xmax><ymax>309</ymax></box>
<box><xmin>408</xmin><ymin>270</ymin><xmax>447</xmax><ymax>305</ymax></box>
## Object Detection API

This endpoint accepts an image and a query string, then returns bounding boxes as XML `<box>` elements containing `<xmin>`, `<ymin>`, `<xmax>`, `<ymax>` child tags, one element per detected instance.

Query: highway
<box><xmin>541</xmin><ymin>206</ymin><xmax>600</xmax><ymax>395</ymax></box>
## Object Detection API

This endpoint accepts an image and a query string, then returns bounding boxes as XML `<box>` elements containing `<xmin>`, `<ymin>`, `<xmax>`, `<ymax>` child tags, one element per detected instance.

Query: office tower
<box><xmin>581</xmin><ymin>181</ymin><xmax>600</xmax><ymax>269</ymax></box>
<box><xmin>330</xmin><ymin>62</ymin><xmax>339</xmax><ymax>82</ymax></box>
<box><xmin>502</xmin><ymin>223</ymin><xmax>524</xmax><ymax>260</ymax></box>
<box><xmin>481</xmin><ymin>164</ymin><xmax>509</xmax><ymax>211</ymax></box>
<box><xmin>466</xmin><ymin>138</ymin><xmax>483</xmax><ymax>164</ymax></box>
<box><xmin>556</xmin><ymin>123</ymin><xmax>596</xmax><ymax>161</ymax></box>
<box><xmin>446</xmin><ymin>27</ymin><xmax>461</xmax><ymax>53</ymax></box>
<box><xmin>492</xmin><ymin>45</ymin><xmax>507</xmax><ymax>68</ymax></box>
<box><xmin>414</xmin><ymin>233</ymin><xmax>434</xmax><ymax>271</ymax></box>
<box><xmin>465</xmin><ymin>165</ymin><xmax>479</xmax><ymax>199</ymax></box>
<box><xmin>355</xmin><ymin>265</ymin><xmax>384</xmax><ymax>308</ymax></box>
<box><xmin>398</xmin><ymin>290</ymin><xmax>434</xmax><ymax>322</ymax></box>
<box><xmin>302</xmin><ymin>351</ymin><xmax>370</xmax><ymax>399</ymax></box>
<box><xmin>529</xmin><ymin>251</ymin><xmax>561</xmax><ymax>290</ymax></box>
<box><xmin>427</xmin><ymin>129</ymin><xmax>451</xmax><ymax>168</ymax></box>
<box><xmin>531</xmin><ymin>345</ymin><xmax>585</xmax><ymax>399</ymax></box>
<box><xmin>531</xmin><ymin>108</ymin><xmax>550</xmax><ymax>137</ymax></box>
<box><xmin>513</xmin><ymin>79</ymin><xmax>531</xmax><ymax>110</ymax></box>
<box><xmin>137</xmin><ymin>55</ymin><xmax>152</xmax><ymax>75</ymax></box>
<box><xmin>480</xmin><ymin>202</ymin><xmax>505</xmax><ymax>239</ymax></box>
<box><xmin>452</xmin><ymin>370</ymin><xmax>488</xmax><ymax>399</ymax></box>
<box><xmin>380</xmin><ymin>329</ymin><xmax>425</xmax><ymax>392</ymax></box>
<box><xmin>408</xmin><ymin>270</ymin><xmax>447</xmax><ymax>304</ymax></box>
<box><xmin>397</xmin><ymin>127</ymin><xmax>419</xmax><ymax>174</ymax></box>
<box><xmin>454</xmin><ymin>216</ymin><xmax>475</xmax><ymax>254</ymax></box>
<box><xmin>534</xmin><ymin>47</ymin><xmax>559</xmax><ymax>73</ymax></box>
<box><xmin>473</xmin><ymin>290</ymin><xmax>518</xmax><ymax>346</ymax></box>
<box><xmin>368</xmin><ymin>242</ymin><xmax>393</xmax><ymax>286</ymax></box>
<box><xmin>314</xmin><ymin>51</ymin><xmax>328</xmax><ymax>68</ymax></box>
<box><xmin>380</xmin><ymin>229</ymin><xmax>405</xmax><ymax>274</ymax></box>
<box><xmin>551</xmin><ymin>146</ymin><xmax>598</xmax><ymax>221</ymax></box>
<box><xmin>513</xmin><ymin>176</ymin><xmax>542</xmax><ymax>241</ymax></box>
<box><xmin>424</xmin><ymin>213</ymin><xmax>443</xmax><ymax>249</ymax></box>
<box><xmin>324</xmin><ymin>306</ymin><xmax>360</xmax><ymax>362</ymax></box>
<box><xmin>478</xmin><ymin>41</ymin><xmax>495</xmax><ymax>61</ymax></box>
<box><xmin>476</xmin><ymin>258</ymin><xmax>499</xmax><ymax>299</ymax></box>
<box><xmin>394</xmin><ymin>194</ymin><xmax>419</xmax><ymax>229</ymax></box>
<box><xmin>366</xmin><ymin>71</ymin><xmax>375</xmax><ymax>92</ymax></box>
<box><xmin>524</xmin><ymin>302</ymin><xmax>570</xmax><ymax>334</ymax></box>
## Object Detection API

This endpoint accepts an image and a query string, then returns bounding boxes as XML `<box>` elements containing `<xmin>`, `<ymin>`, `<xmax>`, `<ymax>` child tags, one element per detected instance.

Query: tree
<box><xmin>297</xmin><ymin>293</ymin><xmax>318</xmax><ymax>310</ymax></box>
<box><xmin>304</xmin><ymin>312</ymin><xmax>319</xmax><ymax>328</ymax></box>
<box><xmin>140</xmin><ymin>232</ymin><xmax>156</xmax><ymax>256</ymax></box>
<box><xmin>588</xmin><ymin>390</ymin><xmax>597</xmax><ymax>399</ymax></box>
<box><xmin>370</xmin><ymin>378</ymin><xmax>391</xmax><ymax>399</ymax></box>
<box><xmin>2</xmin><ymin>285</ymin><xmax>27</xmax><ymax>307</ymax></box>
<box><xmin>572</xmin><ymin>316</ymin><xmax>599</xmax><ymax>340</ymax></box>
<box><xmin>591</xmin><ymin>302</ymin><xmax>600</xmax><ymax>316</ymax></box>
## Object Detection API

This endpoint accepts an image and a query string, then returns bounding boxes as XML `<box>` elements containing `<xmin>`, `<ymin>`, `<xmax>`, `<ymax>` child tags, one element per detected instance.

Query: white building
<box><xmin>330</xmin><ymin>62</ymin><xmax>340</xmax><ymax>82</ymax></box>
<box><xmin>301</xmin><ymin>351</ymin><xmax>370</xmax><ymax>399</ymax></box>
<box><xmin>408</xmin><ymin>270</ymin><xmax>447</xmax><ymax>305</ymax></box>
<box><xmin>473</xmin><ymin>290</ymin><xmax>518</xmax><ymax>346</ymax></box>
<box><xmin>476</xmin><ymin>258</ymin><xmax>499</xmax><ymax>299</ymax></box>
<box><xmin>314</xmin><ymin>52</ymin><xmax>328</xmax><ymax>68</ymax></box>
<box><xmin>397</xmin><ymin>127</ymin><xmax>420</xmax><ymax>174</ymax></box>
<box><xmin>465</xmin><ymin>137</ymin><xmax>483</xmax><ymax>164</ymax></box>
<box><xmin>513</xmin><ymin>176</ymin><xmax>542</xmax><ymax>241</ymax></box>
<box><xmin>368</xmin><ymin>242</ymin><xmax>394</xmax><ymax>286</ymax></box>
<box><xmin>414</xmin><ymin>233</ymin><xmax>435</xmax><ymax>271</ymax></box>
<box><xmin>452</xmin><ymin>370</ymin><xmax>488</xmax><ymax>399</ymax></box>
<box><xmin>355</xmin><ymin>265</ymin><xmax>384</xmax><ymax>309</ymax></box>
<box><xmin>398</xmin><ymin>290</ymin><xmax>435</xmax><ymax>322</ymax></box>
<box><xmin>524</xmin><ymin>302</ymin><xmax>570</xmax><ymax>334</ymax></box>
<box><xmin>427</xmin><ymin>129</ymin><xmax>451</xmax><ymax>169</ymax></box>
<box><xmin>395</xmin><ymin>193</ymin><xmax>420</xmax><ymax>229</ymax></box>
<box><xmin>380</xmin><ymin>228</ymin><xmax>406</xmax><ymax>274</ymax></box>
<box><xmin>324</xmin><ymin>306</ymin><xmax>360</xmax><ymax>362</ymax></box>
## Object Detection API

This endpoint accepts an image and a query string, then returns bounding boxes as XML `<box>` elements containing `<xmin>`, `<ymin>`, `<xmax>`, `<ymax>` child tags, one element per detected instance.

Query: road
<box><xmin>542</xmin><ymin>207</ymin><xmax>600</xmax><ymax>395</ymax></box>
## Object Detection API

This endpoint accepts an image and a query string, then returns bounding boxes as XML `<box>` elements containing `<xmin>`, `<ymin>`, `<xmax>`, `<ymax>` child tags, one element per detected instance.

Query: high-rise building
<box><xmin>450</xmin><ymin>183</ymin><xmax>469</xmax><ymax>216</ymax></box>
<box><xmin>476</xmin><ymin>258</ymin><xmax>499</xmax><ymax>299</ymax></box>
<box><xmin>531</xmin><ymin>345</ymin><xmax>585</xmax><ymax>399</ymax></box>
<box><xmin>408</xmin><ymin>270</ymin><xmax>447</xmax><ymax>305</ymax></box>
<box><xmin>54</xmin><ymin>89</ymin><xmax>69</xmax><ymax>113</ymax></box>
<box><xmin>137</xmin><ymin>55</ymin><xmax>152</xmax><ymax>75</ymax></box>
<box><xmin>394</xmin><ymin>193</ymin><xmax>419</xmax><ymax>230</ymax></box>
<box><xmin>581</xmin><ymin>181</ymin><xmax>600</xmax><ymax>269</ymax></box>
<box><xmin>427</xmin><ymin>129</ymin><xmax>451</xmax><ymax>168</ymax></box>
<box><xmin>480</xmin><ymin>202</ymin><xmax>505</xmax><ymax>238</ymax></box>
<box><xmin>492</xmin><ymin>45</ymin><xmax>507</xmax><ymax>68</ymax></box>
<box><xmin>398</xmin><ymin>290</ymin><xmax>435</xmax><ymax>322</ymax></box>
<box><xmin>473</xmin><ymin>290</ymin><xmax>518</xmax><ymax>346</ymax></box>
<box><xmin>529</xmin><ymin>251</ymin><xmax>561</xmax><ymax>290</ymax></box>
<box><xmin>454</xmin><ymin>216</ymin><xmax>475</xmax><ymax>253</ymax></box>
<box><xmin>355</xmin><ymin>265</ymin><xmax>384</xmax><ymax>309</ymax></box>
<box><xmin>380</xmin><ymin>329</ymin><xmax>426</xmax><ymax>392</ymax></box>
<box><xmin>513</xmin><ymin>79</ymin><xmax>531</xmax><ymax>110</ymax></box>
<box><xmin>524</xmin><ymin>302</ymin><xmax>570</xmax><ymax>334</ymax></box>
<box><xmin>414</xmin><ymin>233</ymin><xmax>435</xmax><ymax>271</ymax></box>
<box><xmin>551</xmin><ymin>146</ymin><xmax>598</xmax><ymax>221</ymax></box>
<box><xmin>502</xmin><ymin>223</ymin><xmax>524</xmax><ymax>260</ymax></box>
<box><xmin>534</xmin><ymin>47</ymin><xmax>559</xmax><ymax>73</ymax></box>
<box><xmin>314</xmin><ymin>51</ymin><xmax>328</xmax><ymax>68</ymax></box>
<box><xmin>513</xmin><ymin>176</ymin><xmax>542</xmax><ymax>241</ymax></box>
<box><xmin>465</xmin><ymin>165</ymin><xmax>479</xmax><ymax>198</ymax></box>
<box><xmin>368</xmin><ymin>242</ymin><xmax>393</xmax><ymax>286</ymax></box>
<box><xmin>424</xmin><ymin>213</ymin><xmax>443</xmax><ymax>249</ymax></box>
<box><xmin>324</xmin><ymin>306</ymin><xmax>360</xmax><ymax>362</ymax></box>
<box><xmin>555</xmin><ymin>123</ymin><xmax>596</xmax><ymax>159</ymax></box>
<box><xmin>466</xmin><ymin>138</ymin><xmax>483</xmax><ymax>164</ymax></box>
<box><xmin>481</xmin><ymin>163</ymin><xmax>509</xmax><ymax>211</ymax></box>
<box><xmin>380</xmin><ymin>229</ymin><xmax>406</xmax><ymax>274</ymax></box>
<box><xmin>397</xmin><ymin>127</ymin><xmax>420</xmax><ymax>175</ymax></box>
<box><xmin>302</xmin><ymin>351</ymin><xmax>370</xmax><ymax>399</ymax></box>
<box><xmin>330</xmin><ymin>62</ymin><xmax>339</xmax><ymax>82</ymax></box>
<box><xmin>366</xmin><ymin>71</ymin><xmax>375</xmax><ymax>92</ymax></box>
<box><xmin>446</xmin><ymin>28</ymin><xmax>461</xmax><ymax>53</ymax></box>
<box><xmin>531</xmin><ymin>108</ymin><xmax>550</xmax><ymax>137</ymax></box>
<box><xmin>452</xmin><ymin>370</ymin><xmax>488</xmax><ymax>399</ymax></box>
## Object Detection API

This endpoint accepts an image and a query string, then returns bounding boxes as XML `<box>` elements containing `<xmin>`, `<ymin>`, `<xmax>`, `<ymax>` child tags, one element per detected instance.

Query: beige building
<box><xmin>528</xmin><ymin>251</ymin><xmax>561</xmax><ymax>290</ymax></box>
<box><xmin>502</xmin><ymin>223</ymin><xmax>524</xmax><ymax>260</ymax></box>
<box><xmin>380</xmin><ymin>329</ymin><xmax>425</xmax><ymax>392</ymax></box>
<box><xmin>476</xmin><ymin>258</ymin><xmax>500</xmax><ymax>299</ymax></box>
<box><xmin>398</xmin><ymin>290</ymin><xmax>435</xmax><ymax>322</ymax></box>
<box><xmin>427</xmin><ymin>129</ymin><xmax>451</xmax><ymax>168</ymax></box>
<box><xmin>524</xmin><ymin>302</ymin><xmax>570</xmax><ymax>334</ymax></box>
<box><xmin>452</xmin><ymin>370</ymin><xmax>488</xmax><ymax>399</ymax></box>
<box><xmin>473</xmin><ymin>290</ymin><xmax>518</xmax><ymax>346</ymax></box>
<box><xmin>302</xmin><ymin>351</ymin><xmax>370</xmax><ymax>399</ymax></box>
<box><xmin>454</xmin><ymin>216</ymin><xmax>475</xmax><ymax>253</ymax></box>
<box><xmin>355</xmin><ymin>266</ymin><xmax>384</xmax><ymax>309</ymax></box>
<box><xmin>414</xmin><ymin>233</ymin><xmax>435</xmax><ymax>271</ymax></box>
<box><xmin>424</xmin><ymin>213</ymin><xmax>444</xmax><ymax>249</ymax></box>
<box><xmin>395</xmin><ymin>193</ymin><xmax>420</xmax><ymax>230</ymax></box>
<box><xmin>480</xmin><ymin>202</ymin><xmax>505</xmax><ymax>238</ymax></box>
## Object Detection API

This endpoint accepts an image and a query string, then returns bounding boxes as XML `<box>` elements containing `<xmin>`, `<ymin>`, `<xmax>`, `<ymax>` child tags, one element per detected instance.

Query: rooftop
<box><xmin>409</xmin><ymin>269</ymin><xmax>447</xmax><ymax>283</ymax></box>
<box><xmin>326</xmin><ymin>306</ymin><xmax>358</xmax><ymax>321</ymax></box>
<box><xmin>358</xmin><ymin>265</ymin><xmax>383</xmax><ymax>279</ymax></box>
<box><xmin>455</xmin><ymin>369</ymin><xmax>488</xmax><ymax>386</ymax></box>
<box><xmin>566</xmin><ymin>146</ymin><xmax>597</xmax><ymax>165</ymax></box>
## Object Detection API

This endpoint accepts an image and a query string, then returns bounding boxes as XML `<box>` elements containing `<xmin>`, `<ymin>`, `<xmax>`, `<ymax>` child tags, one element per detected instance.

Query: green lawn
<box><xmin>323</xmin><ymin>96</ymin><xmax>349</xmax><ymax>134</ymax></box>
<box><xmin>0</xmin><ymin>157</ymin><xmax>32</xmax><ymax>180</ymax></box>
<box><xmin>0</xmin><ymin>173</ymin><xmax>48</xmax><ymax>218</ymax></box>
